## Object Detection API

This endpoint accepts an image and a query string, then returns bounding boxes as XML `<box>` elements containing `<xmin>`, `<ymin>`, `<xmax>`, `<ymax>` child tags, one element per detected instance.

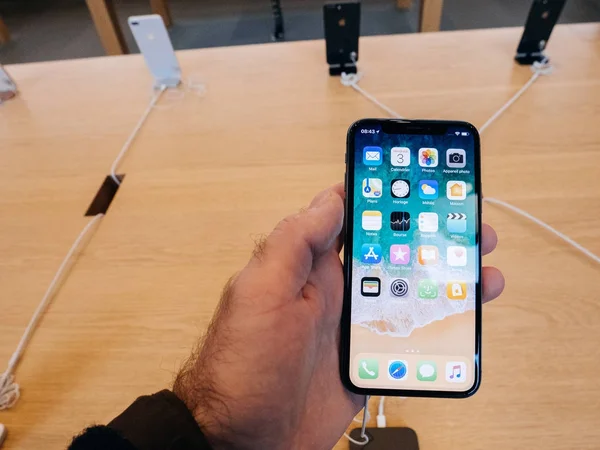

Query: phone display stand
<box><xmin>515</xmin><ymin>45</ymin><xmax>548</xmax><ymax>65</ymax></box>
<box><xmin>330</xmin><ymin>62</ymin><xmax>357</xmax><ymax>76</ymax></box>
<box><xmin>348</xmin><ymin>427</ymin><xmax>420</xmax><ymax>449</ymax></box>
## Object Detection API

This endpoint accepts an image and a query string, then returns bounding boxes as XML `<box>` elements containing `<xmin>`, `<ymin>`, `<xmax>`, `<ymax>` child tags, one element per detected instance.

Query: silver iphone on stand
<box><xmin>128</xmin><ymin>15</ymin><xmax>181</xmax><ymax>88</ymax></box>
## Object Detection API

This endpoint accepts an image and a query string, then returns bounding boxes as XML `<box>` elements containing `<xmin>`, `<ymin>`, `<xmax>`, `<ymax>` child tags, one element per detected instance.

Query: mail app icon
<box><xmin>363</xmin><ymin>146</ymin><xmax>383</xmax><ymax>166</ymax></box>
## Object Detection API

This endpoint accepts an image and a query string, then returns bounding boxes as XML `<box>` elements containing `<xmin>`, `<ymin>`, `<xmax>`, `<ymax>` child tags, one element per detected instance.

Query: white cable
<box><xmin>341</xmin><ymin>52</ymin><xmax>404</xmax><ymax>119</ymax></box>
<box><xmin>0</xmin><ymin>213</ymin><xmax>104</xmax><ymax>410</ymax></box>
<box><xmin>109</xmin><ymin>85</ymin><xmax>167</xmax><ymax>185</ymax></box>
<box><xmin>484</xmin><ymin>197</ymin><xmax>600</xmax><ymax>264</ymax></box>
<box><xmin>479</xmin><ymin>58</ymin><xmax>552</xmax><ymax>134</ymax></box>
<box><xmin>344</xmin><ymin>395</ymin><xmax>371</xmax><ymax>446</ymax></box>
<box><xmin>376</xmin><ymin>396</ymin><xmax>386</xmax><ymax>428</ymax></box>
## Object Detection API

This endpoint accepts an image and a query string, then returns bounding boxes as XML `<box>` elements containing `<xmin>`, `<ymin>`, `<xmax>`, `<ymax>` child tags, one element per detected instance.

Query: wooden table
<box><xmin>1</xmin><ymin>23</ymin><xmax>599</xmax><ymax>449</ymax></box>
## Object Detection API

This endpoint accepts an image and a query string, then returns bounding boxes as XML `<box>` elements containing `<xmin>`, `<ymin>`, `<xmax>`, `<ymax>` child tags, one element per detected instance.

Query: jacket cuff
<box><xmin>108</xmin><ymin>390</ymin><xmax>212</xmax><ymax>450</ymax></box>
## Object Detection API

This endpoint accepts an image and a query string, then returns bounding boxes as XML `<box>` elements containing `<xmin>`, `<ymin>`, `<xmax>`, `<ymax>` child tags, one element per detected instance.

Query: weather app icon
<box><xmin>418</xmin><ymin>180</ymin><xmax>438</xmax><ymax>199</ymax></box>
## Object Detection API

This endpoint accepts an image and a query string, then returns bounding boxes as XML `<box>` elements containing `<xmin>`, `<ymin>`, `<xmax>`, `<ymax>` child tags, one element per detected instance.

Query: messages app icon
<box><xmin>417</xmin><ymin>361</ymin><xmax>437</xmax><ymax>381</ymax></box>
<box><xmin>363</xmin><ymin>146</ymin><xmax>383</xmax><ymax>166</ymax></box>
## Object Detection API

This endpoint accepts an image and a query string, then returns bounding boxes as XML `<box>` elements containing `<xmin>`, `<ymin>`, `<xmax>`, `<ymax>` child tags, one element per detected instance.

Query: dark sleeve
<box><xmin>69</xmin><ymin>390</ymin><xmax>213</xmax><ymax>450</ymax></box>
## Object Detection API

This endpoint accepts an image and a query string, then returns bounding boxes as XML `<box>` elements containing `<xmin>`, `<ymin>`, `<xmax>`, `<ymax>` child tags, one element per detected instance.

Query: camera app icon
<box><xmin>446</xmin><ymin>149</ymin><xmax>466</xmax><ymax>169</ymax></box>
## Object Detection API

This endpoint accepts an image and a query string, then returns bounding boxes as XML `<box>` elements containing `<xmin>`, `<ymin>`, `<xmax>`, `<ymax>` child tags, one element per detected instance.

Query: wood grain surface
<box><xmin>1</xmin><ymin>23</ymin><xmax>599</xmax><ymax>450</ymax></box>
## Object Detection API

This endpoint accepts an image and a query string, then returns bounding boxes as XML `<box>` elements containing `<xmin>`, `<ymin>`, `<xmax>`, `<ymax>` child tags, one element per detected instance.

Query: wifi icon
<box><xmin>455</xmin><ymin>131</ymin><xmax>460</xmax><ymax>136</ymax></box>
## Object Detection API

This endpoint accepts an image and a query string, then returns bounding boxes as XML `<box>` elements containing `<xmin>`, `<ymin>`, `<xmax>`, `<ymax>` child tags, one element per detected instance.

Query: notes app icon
<box><xmin>362</xmin><ymin>211</ymin><xmax>382</xmax><ymax>231</ymax></box>
<box><xmin>446</xmin><ymin>361</ymin><xmax>467</xmax><ymax>383</ymax></box>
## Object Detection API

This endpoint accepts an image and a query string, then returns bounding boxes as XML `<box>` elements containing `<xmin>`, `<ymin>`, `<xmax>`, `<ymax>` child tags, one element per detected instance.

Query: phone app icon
<box><xmin>418</xmin><ymin>148</ymin><xmax>438</xmax><ymax>168</ymax></box>
<box><xmin>418</xmin><ymin>279</ymin><xmax>438</xmax><ymax>299</ymax></box>
<box><xmin>418</xmin><ymin>212</ymin><xmax>438</xmax><ymax>233</ymax></box>
<box><xmin>362</xmin><ymin>178</ymin><xmax>383</xmax><ymax>198</ymax></box>
<box><xmin>361</xmin><ymin>277</ymin><xmax>381</xmax><ymax>297</ymax></box>
<box><xmin>446</xmin><ymin>281</ymin><xmax>467</xmax><ymax>300</ymax></box>
<box><xmin>447</xmin><ymin>213</ymin><xmax>467</xmax><ymax>233</ymax></box>
<box><xmin>418</xmin><ymin>180</ymin><xmax>438</xmax><ymax>199</ymax></box>
<box><xmin>418</xmin><ymin>245</ymin><xmax>439</xmax><ymax>265</ymax></box>
<box><xmin>390</xmin><ymin>279</ymin><xmax>409</xmax><ymax>297</ymax></box>
<box><xmin>446</xmin><ymin>361</ymin><xmax>467</xmax><ymax>383</ymax></box>
<box><xmin>417</xmin><ymin>361</ymin><xmax>437</xmax><ymax>381</ymax></box>
<box><xmin>360</xmin><ymin>244</ymin><xmax>382</xmax><ymax>264</ymax></box>
<box><xmin>389</xmin><ymin>244</ymin><xmax>410</xmax><ymax>264</ymax></box>
<box><xmin>388</xmin><ymin>360</ymin><xmax>408</xmax><ymax>380</ymax></box>
<box><xmin>446</xmin><ymin>149</ymin><xmax>466</xmax><ymax>168</ymax></box>
<box><xmin>391</xmin><ymin>179</ymin><xmax>410</xmax><ymax>198</ymax></box>
<box><xmin>362</xmin><ymin>211</ymin><xmax>382</xmax><ymax>231</ymax></box>
<box><xmin>447</xmin><ymin>246</ymin><xmax>467</xmax><ymax>266</ymax></box>
<box><xmin>391</xmin><ymin>147</ymin><xmax>411</xmax><ymax>167</ymax></box>
<box><xmin>358</xmin><ymin>359</ymin><xmax>379</xmax><ymax>379</ymax></box>
<box><xmin>390</xmin><ymin>212</ymin><xmax>410</xmax><ymax>232</ymax></box>
<box><xmin>447</xmin><ymin>181</ymin><xmax>467</xmax><ymax>200</ymax></box>
<box><xmin>363</xmin><ymin>146</ymin><xmax>383</xmax><ymax>166</ymax></box>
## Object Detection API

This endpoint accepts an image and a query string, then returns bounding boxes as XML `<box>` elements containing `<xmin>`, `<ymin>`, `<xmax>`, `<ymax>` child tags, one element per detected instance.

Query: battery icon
<box><xmin>461</xmin><ymin>132</ymin><xmax>469</xmax><ymax>136</ymax></box>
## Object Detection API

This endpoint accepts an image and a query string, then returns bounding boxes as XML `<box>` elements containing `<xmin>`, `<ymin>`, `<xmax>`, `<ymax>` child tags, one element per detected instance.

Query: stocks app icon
<box><xmin>390</xmin><ymin>212</ymin><xmax>410</xmax><ymax>231</ymax></box>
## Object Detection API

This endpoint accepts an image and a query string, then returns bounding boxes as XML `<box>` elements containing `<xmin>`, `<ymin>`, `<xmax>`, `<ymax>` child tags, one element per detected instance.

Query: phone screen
<box><xmin>342</xmin><ymin>119</ymin><xmax>481</xmax><ymax>397</ymax></box>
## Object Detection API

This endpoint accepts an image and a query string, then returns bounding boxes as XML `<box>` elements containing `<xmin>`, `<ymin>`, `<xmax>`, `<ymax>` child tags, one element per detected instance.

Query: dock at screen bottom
<box><xmin>352</xmin><ymin>354</ymin><xmax>471</xmax><ymax>390</ymax></box>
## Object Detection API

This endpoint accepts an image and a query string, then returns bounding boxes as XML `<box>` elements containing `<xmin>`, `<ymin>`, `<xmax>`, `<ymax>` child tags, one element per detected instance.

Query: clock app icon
<box><xmin>391</xmin><ymin>179</ymin><xmax>410</xmax><ymax>198</ymax></box>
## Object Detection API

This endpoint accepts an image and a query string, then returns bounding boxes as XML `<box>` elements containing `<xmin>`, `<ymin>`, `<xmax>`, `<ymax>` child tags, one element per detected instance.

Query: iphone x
<box><xmin>341</xmin><ymin>119</ymin><xmax>482</xmax><ymax>398</ymax></box>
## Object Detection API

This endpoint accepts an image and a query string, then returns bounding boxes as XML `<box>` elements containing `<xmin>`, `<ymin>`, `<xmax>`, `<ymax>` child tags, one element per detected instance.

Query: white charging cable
<box><xmin>344</xmin><ymin>395</ymin><xmax>371</xmax><ymax>446</ymax></box>
<box><xmin>341</xmin><ymin>53</ymin><xmax>405</xmax><ymax>119</ymax></box>
<box><xmin>109</xmin><ymin>85</ymin><xmax>167</xmax><ymax>185</ymax></box>
<box><xmin>479</xmin><ymin>58</ymin><xmax>552</xmax><ymax>134</ymax></box>
<box><xmin>0</xmin><ymin>213</ymin><xmax>104</xmax><ymax>411</ymax></box>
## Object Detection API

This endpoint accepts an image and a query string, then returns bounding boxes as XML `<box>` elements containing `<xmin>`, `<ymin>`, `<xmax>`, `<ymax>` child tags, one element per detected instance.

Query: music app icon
<box><xmin>445</xmin><ymin>361</ymin><xmax>467</xmax><ymax>383</ymax></box>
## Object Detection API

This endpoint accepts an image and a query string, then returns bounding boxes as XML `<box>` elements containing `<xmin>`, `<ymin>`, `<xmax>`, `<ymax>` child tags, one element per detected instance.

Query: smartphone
<box><xmin>515</xmin><ymin>0</ymin><xmax>566</xmax><ymax>65</ymax></box>
<box><xmin>341</xmin><ymin>119</ymin><xmax>482</xmax><ymax>398</ymax></box>
<box><xmin>323</xmin><ymin>1</ymin><xmax>360</xmax><ymax>75</ymax></box>
<box><xmin>0</xmin><ymin>64</ymin><xmax>17</xmax><ymax>103</ymax></box>
<box><xmin>128</xmin><ymin>15</ymin><xmax>181</xmax><ymax>87</ymax></box>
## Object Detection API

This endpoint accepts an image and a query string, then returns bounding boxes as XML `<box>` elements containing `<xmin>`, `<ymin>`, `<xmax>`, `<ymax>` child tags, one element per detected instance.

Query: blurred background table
<box><xmin>1</xmin><ymin>22</ymin><xmax>599</xmax><ymax>450</ymax></box>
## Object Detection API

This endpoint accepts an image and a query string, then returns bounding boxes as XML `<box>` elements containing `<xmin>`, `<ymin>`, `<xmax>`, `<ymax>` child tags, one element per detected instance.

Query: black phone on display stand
<box><xmin>515</xmin><ymin>0</ymin><xmax>567</xmax><ymax>64</ymax></box>
<box><xmin>340</xmin><ymin>119</ymin><xmax>482</xmax><ymax>399</ymax></box>
<box><xmin>323</xmin><ymin>1</ymin><xmax>360</xmax><ymax>75</ymax></box>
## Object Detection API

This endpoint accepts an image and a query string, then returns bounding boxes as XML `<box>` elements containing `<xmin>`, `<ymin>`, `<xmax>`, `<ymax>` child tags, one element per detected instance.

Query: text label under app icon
<box><xmin>418</xmin><ymin>212</ymin><xmax>438</xmax><ymax>233</ymax></box>
<box><xmin>418</xmin><ymin>279</ymin><xmax>438</xmax><ymax>299</ymax></box>
<box><xmin>390</xmin><ymin>212</ymin><xmax>410</xmax><ymax>232</ymax></box>
<box><xmin>361</xmin><ymin>244</ymin><xmax>382</xmax><ymax>264</ymax></box>
<box><xmin>362</xmin><ymin>211</ymin><xmax>382</xmax><ymax>231</ymax></box>
<box><xmin>447</xmin><ymin>181</ymin><xmax>467</xmax><ymax>200</ymax></box>
<box><xmin>446</xmin><ymin>148</ymin><xmax>466</xmax><ymax>168</ymax></box>
<box><xmin>388</xmin><ymin>360</ymin><xmax>408</xmax><ymax>380</ymax></box>
<box><xmin>390</xmin><ymin>279</ymin><xmax>409</xmax><ymax>297</ymax></box>
<box><xmin>362</xmin><ymin>178</ymin><xmax>383</xmax><ymax>198</ymax></box>
<box><xmin>418</xmin><ymin>180</ymin><xmax>438</xmax><ymax>199</ymax></box>
<box><xmin>391</xmin><ymin>147</ymin><xmax>411</xmax><ymax>167</ymax></box>
<box><xmin>361</xmin><ymin>277</ymin><xmax>381</xmax><ymax>297</ymax></box>
<box><xmin>391</xmin><ymin>179</ymin><xmax>410</xmax><ymax>198</ymax></box>
<box><xmin>363</xmin><ymin>147</ymin><xmax>383</xmax><ymax>166</ymax></box>
<box><xmin>446</xmin><ymin>362</ymin><xmax>467</xmax><ymax>383</ymax></box>
<box><xmin>417</xmin><ymin>361</ymin><xmax>437</xmax><ymax>381</ymax></box>
<box><xmin>358</xmin><ymin>359</ymin><xmax>379</xmax><ymax>379</ymax></box>
<box><xmin>447</xmin><ymin>213</ymin><xmax>467</xmax><ymax>233</ymax></box>
<box><xmin>447</xmin><ymin>281</ymin><xmax>467</xmax><ymax>300</ymax></box>
<box><xmin>390</xmin><ymin>244</ymin><xmax>410</xmax><ymax>264</ymax></box>
<box><xmin>419</xmin><ymin>148</ymin><xmax>438</xmax><ymax>168</ymax></box>
<box><xmin>447</xmin><ymin>246</ymin><xmax>467</xmax><ymax>266</ymax></box>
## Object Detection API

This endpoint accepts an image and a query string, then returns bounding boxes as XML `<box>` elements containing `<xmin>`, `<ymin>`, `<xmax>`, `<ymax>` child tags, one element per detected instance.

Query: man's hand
<box><xmin>173</xmin><ymin>184</ymin><xmax>504</xmax><ymax>450</ymax></box>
